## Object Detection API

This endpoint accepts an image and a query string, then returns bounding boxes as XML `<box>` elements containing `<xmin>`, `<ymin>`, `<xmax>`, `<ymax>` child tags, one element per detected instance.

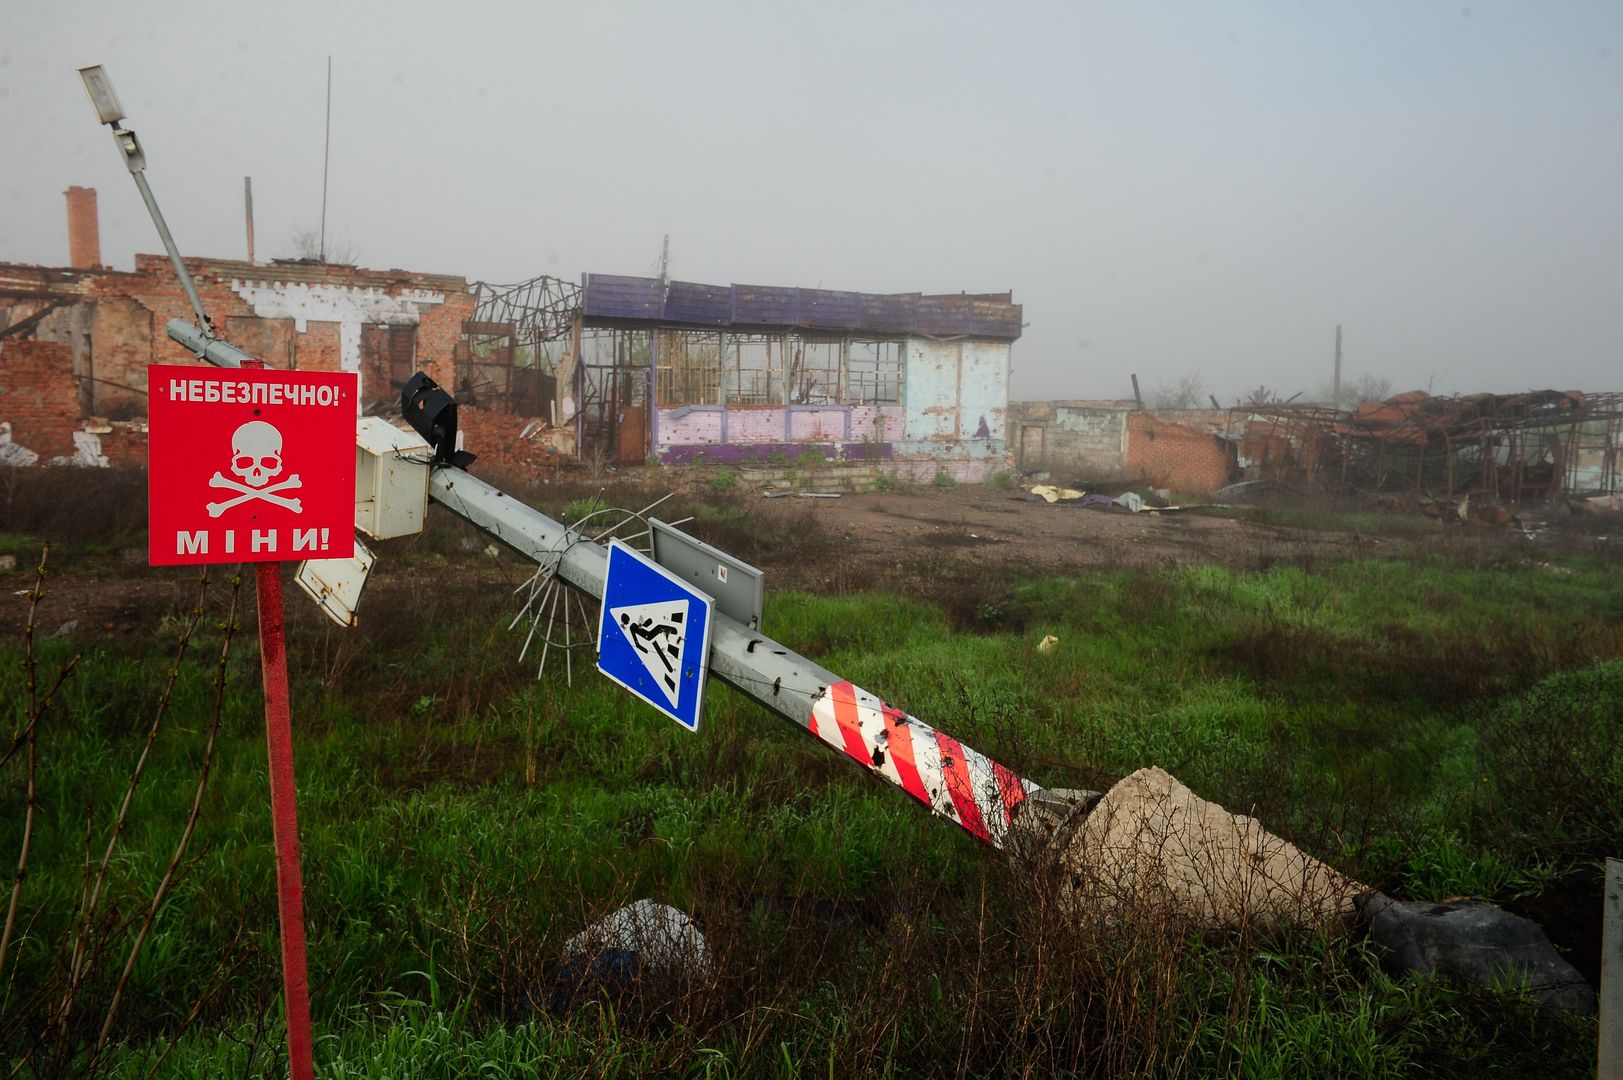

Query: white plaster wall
<box><xmin>903</xmin><ymin>340</ymin><xmax>961</xmax><ymax>441</ymax></box>
<box><xmin>961</xmin><ymin>341</ymin><xmax>1009</xmax><ymax>440</ymax></box>
<box><xmin>50</xmin><ymin>431</ymin><xmax>107</xmax><ymax>467</ymax></box>
<box><xmin>229</xmin><ymin>281</ymin><xmax>446</xmax><ymax>402</ymax></box>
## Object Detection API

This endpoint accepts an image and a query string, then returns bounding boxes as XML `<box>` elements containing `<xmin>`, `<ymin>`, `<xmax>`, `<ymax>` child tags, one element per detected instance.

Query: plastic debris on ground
<box><xmin>1580</xmin><ymin>493</ymin><xmax>1621</xmax><ymax>513</ymax></box>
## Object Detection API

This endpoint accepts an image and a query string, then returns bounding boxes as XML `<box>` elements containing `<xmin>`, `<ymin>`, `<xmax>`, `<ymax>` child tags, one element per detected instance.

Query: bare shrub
<box><xmin>0</xmin><ymin>467</ymin><xmax>147</xmax><ymax>547</ymax></box>
<box><xmin>1481</xmin><ymin>662</ymin><xmax>1623</xmax><ymax>868</ymax></box>
<box><xmin>1149</xmin><ymin>373</ymin><xmax>1207</xmax><ymax>411</ymax></box>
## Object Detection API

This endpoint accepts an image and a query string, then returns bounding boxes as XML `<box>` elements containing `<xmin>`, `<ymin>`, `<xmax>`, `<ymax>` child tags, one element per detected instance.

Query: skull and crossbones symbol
<box><xmin>205</xmin><ymin>421</ymin><xmax>304</xmax><ymax>517</ymax></box>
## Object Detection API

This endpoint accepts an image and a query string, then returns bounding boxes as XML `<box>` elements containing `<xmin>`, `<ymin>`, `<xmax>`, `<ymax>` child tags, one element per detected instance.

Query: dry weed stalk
<box><xmin>97</xmin><ymin>570</ymin><xmax>244</xmax><ymax>1050</ymax></box>
<box><xmin>52</xmin><ymin>570</ymin><xmax>214</xmax><ymax>1052</ymax></box>
<box><xmin>0</xmin><ymin>547</ymin><xmax>83</xmax><ymax>1001</ymax></box>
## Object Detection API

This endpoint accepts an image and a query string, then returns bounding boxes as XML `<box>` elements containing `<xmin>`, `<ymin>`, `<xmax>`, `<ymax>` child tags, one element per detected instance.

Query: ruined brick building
<box><xmin>1</xmin><ymin>186</ymin><xmax>477</xmax><ymax>468</ymax></box>
<box><xmin>3</xmin><ymin>187</ymin><xmax>1025</xmax><ymax>484</ymax></box>
<box><xmin>1010</xmin><ymin>393</ymin><xmax>1623</xmax><ymax>500</ymax></box>
<box><xmin>1009</xmin><ymin>402</ymin><xmax>1241</xmax><ymax>494</ymax></box>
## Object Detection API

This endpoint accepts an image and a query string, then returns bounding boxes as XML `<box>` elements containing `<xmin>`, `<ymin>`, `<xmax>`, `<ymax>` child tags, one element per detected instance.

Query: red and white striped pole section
<box><xmin>808</xmin><ymin>680</ymin><xmax>1038</xmax><ymax>848</ymax></box>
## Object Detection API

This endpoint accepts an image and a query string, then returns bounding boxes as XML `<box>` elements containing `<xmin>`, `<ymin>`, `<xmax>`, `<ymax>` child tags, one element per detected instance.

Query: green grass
<box><xmin>562</xmin><ymin>496</ymin><xmax>609</xmax><ymax>524</ymax></box>
<box><xmin>0</xmin><ymin>535</ymin><xmax>50</xmax><ymax>560</ymax></box>
<box><xmin>2</xmin><ymin>545</ymin><xmax>1619</xmax><ymax>1076</ymax></box>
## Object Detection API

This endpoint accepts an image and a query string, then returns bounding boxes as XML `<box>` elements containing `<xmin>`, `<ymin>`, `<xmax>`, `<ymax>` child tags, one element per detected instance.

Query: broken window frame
<box><xmin>655</xmin><ymin>328</ymin><xmax>722</xmax><ymax>407</ymax></box>
<box><xmin>459</xmin><ymin>320</ymin><xmax>516</xmax><ymax>407</ymax></box>
<box><xmin>387</xmin><ymin>325</ymin><xmax>416</xmax><ymax>387</ymax></box>
<box><xmin>788</xmin><ymin>334</ymin><xmax>844</xmax><ymax>406</ymax></box>
<box><xmin>652</xmin><ymin>329</ymin><xmax>904</xmax><ymax>408</ymax></box>
<box><xmin>844</xmin><ymin>338</ymin><xmax>903</xmax><ymax>406</ymax></box>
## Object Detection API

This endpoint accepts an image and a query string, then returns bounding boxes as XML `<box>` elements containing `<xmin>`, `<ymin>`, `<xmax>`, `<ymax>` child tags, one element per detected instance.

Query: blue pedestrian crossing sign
<box><xmin>596</xmin><ymin>538</ymin><xmax>714</xmax><ymax>732</ymax></box>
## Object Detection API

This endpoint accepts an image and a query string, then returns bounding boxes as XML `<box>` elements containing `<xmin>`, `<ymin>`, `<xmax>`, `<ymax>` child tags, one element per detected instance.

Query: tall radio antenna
<box><xmin>319</xmin><ymin>56</ymin><xmax>332</xmax><ymax>263</ymax></box>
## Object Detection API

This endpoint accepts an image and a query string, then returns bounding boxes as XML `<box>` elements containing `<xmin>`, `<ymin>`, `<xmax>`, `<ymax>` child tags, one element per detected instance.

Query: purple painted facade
<box><xmin>582</xmin><ymin>274</ymin><xmax>1022</xmax><ymax>341</ymax></box>
<box><xmin>656</xmin><ymin>402</ymin><xmax>903</xmax><ymax>465</ymax></box>
<box><xmin>659</xmin><ymin>441</ymin><xmax>895</xmax><ymax>466</ymax></box>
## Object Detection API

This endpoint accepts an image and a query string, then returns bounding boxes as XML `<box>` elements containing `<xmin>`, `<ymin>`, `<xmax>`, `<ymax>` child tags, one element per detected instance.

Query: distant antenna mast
<box><xmin>319</xmin><ymin>56</ymin><xmax>332</xmax><ymax>263</ymax></box>
<box><xmin>244</xmin><ymin>176</ymin><xmax>255</xmax><ymax>263</ymax></box>
<box><xmin>1333</xmin><ymin>324</ymin><xmax>1343</xmax><ymax>410</ymax></box>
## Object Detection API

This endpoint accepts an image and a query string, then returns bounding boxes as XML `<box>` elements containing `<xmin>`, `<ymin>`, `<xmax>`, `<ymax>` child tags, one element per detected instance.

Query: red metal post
<box><xmin>255</xmin><ymin>561</ymin><xmax>315</xmax><ymax>1080</ymax></box>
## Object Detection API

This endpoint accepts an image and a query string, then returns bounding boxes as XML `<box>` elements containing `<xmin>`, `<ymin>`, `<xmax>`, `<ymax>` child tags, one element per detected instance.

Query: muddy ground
<box><xmin>779</xmin><ymin>485</ymin><xmax>1376</xmax><ymax>585</ymax></box>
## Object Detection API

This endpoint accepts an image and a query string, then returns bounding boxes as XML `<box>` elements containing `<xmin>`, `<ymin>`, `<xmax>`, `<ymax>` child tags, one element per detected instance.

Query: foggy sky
<box><xmin>3</xmin><ymin>1</ymin><xmax>1619</xmax><ymax>403</ymax></box>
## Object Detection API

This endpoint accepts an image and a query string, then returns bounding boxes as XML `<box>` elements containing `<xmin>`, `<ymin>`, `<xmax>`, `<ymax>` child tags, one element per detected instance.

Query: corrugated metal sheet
<box><xmin>580</xmin><ymin>274</ymin><xmax>664</xmax><ymax>320</ymax></box>
<box><xmin>863</xmin><ymin>293</ymin><xmax>920</xmax><ymax>334</ymax></box>
<box><xmin>732</xmin><ymin>283</ymin><xmax>800</xmax><ymax>325</ymax></box>
<box><xmin>663</xmin><ymin>281</ymin><xmax>730</xmax><ymax>326</ymax></box>
<box><xmin>582</xmin><ymin>274</ymin><xmax>1020</xmax><ymax>341</ymax></box>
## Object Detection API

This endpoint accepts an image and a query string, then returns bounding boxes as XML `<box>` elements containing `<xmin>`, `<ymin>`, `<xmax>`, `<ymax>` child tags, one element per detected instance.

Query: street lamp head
<box><xmin>401</xmin><ymin>372</ymin><xmax>476</xmax><ymax>468</ymax></box>
<box><xmin>77</xmin><ymin>65</ymin><xmax>126</xmax><ymax>126</ymax></box>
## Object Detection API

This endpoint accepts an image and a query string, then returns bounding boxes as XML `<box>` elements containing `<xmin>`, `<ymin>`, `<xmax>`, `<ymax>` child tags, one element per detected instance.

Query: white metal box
<box><xmin>354</xmin><ymin>416</ymin><xmax>431</xmax><ymax>540</ymax></box>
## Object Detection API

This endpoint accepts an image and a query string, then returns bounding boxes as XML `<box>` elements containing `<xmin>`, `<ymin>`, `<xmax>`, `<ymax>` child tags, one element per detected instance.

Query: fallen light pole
<box><xmin>421</xmin><ymin>455</ymin><xmax>1063</xmax><ymax>852</ymax></box>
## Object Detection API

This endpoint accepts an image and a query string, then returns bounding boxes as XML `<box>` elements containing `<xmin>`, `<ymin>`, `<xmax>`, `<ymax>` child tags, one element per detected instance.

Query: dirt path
<box><xmin>738</xmin><ymin>485</ymin><xmax>1418</xmax><ymax>617</ymax></box>
<box><xmin>783</xmin><ymin>486</ymin><xmax>1379</xmax><ymax>578</ymax></box>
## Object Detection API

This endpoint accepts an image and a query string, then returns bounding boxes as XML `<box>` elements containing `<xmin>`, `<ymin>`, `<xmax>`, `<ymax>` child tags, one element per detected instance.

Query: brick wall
<box><xmin>0</xmin><ymin>339</ymin><xmax>81</xmax><ymax>459</ymax></box>
<box><xmin>888</xmin><ymin>455</ymin><xmax>1003</xmax><ymax>484</ymax></box>
<box><xmin>224</xmin><ymin>315</ymin><xmax>295</xmax><ymax>369</ymax></box>
<box><xmin>119</xmin><ymin>254</ymin><xmax>473</xmax><ymax>389</ymax></box>
<box><xmin>414</xmin><ymin>295</ymin><xmax>463</xmax><ymax>392</ymax></box>
<box><xmin>0</xmin><ymin>254</ymin><xmax>475</xmax><ymax>470</ymax></box>
<box><xmin>1009</xmin><ymin>402</ymin><xmax>1129</xmax><ymax>479</ymax></box>
<box><xmin>1124</xmin><ymin>413</ymin><xmax>1235</xmax><ymax>493</ymax></box>
<box><xmin>115</xmin><ymin>256</ymin><xmax>261</xmax><ymax>371</ymax></box>
<box><xmin>88</xmin><ymin>297</ymin><xmax>153</xmax><ymax>417</ymax></box>
<box><xmin>296</xmin><ymin>321</ymin><xmax>344</xmax><ymax>372</ymax></box>
<box><xmin>98</xmin><ymin>425</ymin><xmax>148</xmax><ymax>468</ymax></box>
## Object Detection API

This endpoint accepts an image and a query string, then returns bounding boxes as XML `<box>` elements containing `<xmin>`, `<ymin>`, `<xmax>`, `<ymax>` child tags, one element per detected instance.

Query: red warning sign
<box><xmin>148</xmin><ymin>364</ymin><xmax>357</xmax><ymax>566</ymax></box>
